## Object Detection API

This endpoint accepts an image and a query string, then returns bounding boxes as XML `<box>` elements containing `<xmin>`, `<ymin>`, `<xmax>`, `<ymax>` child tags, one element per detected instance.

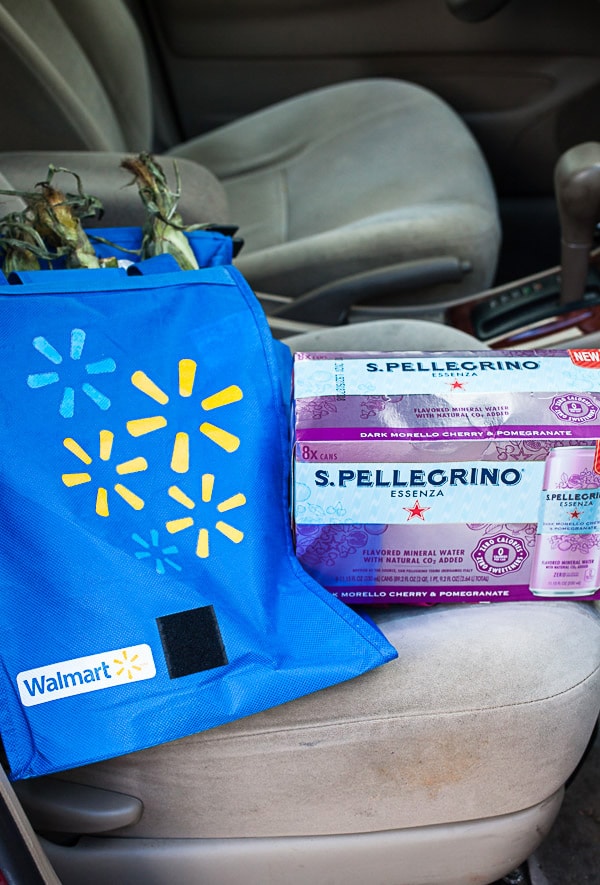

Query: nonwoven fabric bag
<box><xmin>0</xmin><ymin>263</ymin><xmax>396</xmax><ymax>780</ymax></box>
<box><xmin>88</xmin><ymin>226</ymin><xmax>236</xmax><ymax>267</ymax></box>
<box><xmin>26</xmin><ymin>226</ymin><xmax>236</xmax><ymax>271</ymax></box>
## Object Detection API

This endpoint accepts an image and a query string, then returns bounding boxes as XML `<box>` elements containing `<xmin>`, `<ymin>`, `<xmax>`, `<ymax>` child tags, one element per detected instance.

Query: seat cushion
<box><xmin>171</xmin><ymin>79</ymin><xmax>501</xmax><ymax>300</ymax></box>
<box><xmin>284</xmin><ymin>318</ymin><xmax>484</xmax><ymax>352</ymax></box>
<box><xmin>51</xmin><ymin>601</ymin><xmax>600</xmax><ymax>839</ymax></box>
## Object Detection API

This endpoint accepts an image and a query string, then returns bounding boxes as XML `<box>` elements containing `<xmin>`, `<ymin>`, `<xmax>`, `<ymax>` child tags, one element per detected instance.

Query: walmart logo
<box><xmin>17</xmin><ymin>644</ymin><xmax>156</xmax><ymax>707</ymax></box>
<box><xmin>55</xmin><ymin>352</ymin><xmax>247</xmax><ymax>570</ymax></box>
<box><xmin>27</xmin><ymin>328</ymin><xmax>116</xmax><ymax>418</ymax></box>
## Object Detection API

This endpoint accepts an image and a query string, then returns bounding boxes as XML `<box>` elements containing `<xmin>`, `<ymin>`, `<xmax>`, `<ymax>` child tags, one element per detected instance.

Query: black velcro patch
<box><xmin>156</xmin><ymin>605</ymin><xmax>228</xmax><ymax>679</ymax></box>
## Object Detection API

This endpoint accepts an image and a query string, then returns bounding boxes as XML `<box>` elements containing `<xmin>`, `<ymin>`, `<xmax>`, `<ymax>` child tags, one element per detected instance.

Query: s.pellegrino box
<box><xmin>292</xmin><ymin>349</ymin><xmax>600</xmax><ymax>604</ymax></box>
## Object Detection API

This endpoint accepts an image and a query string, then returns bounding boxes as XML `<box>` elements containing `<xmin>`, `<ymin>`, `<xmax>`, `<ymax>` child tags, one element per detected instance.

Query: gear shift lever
<box><xmin>554</xmin><ymin>142</ymin><xmax>600</xmax><ymax>304</ymax></box>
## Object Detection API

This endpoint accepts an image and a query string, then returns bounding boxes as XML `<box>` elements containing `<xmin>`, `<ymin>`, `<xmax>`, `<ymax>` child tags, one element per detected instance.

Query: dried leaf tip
<box><xmin>121</xmin><ymin>152</ymin><xmax>201</xmax><ymax>270</ymax></box>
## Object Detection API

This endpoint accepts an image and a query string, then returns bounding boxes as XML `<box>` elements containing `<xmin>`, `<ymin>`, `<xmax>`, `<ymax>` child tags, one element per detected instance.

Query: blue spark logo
<box><xmin>27</xmin><ymin>328</ymin><xmax>116</xmax><ymax>417</ymax></box>
<box><xmin>132</xmin><ymin>530</ymin><xmax>181</xmax><ymax>575</ymax></box>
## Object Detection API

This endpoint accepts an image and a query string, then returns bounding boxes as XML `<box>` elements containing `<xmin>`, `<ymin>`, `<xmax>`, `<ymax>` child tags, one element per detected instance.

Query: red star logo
<box><xmin>449</xmin><ymin>380</ymin><xmax>465</xmax><ymax>390</ymax></box>
<box><xmin>569</xmin><ymin>509</ymin><xmax>582</xmax><ymax>519</ymax></box>
<box><xmin>403</xmin><ymin>500</ymin><xmax>431</xmax><ymax>521</ymax></box>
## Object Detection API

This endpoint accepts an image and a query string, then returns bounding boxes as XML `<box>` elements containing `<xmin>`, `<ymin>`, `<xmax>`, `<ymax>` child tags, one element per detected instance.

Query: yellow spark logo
<box><xmin>61</xmin><ymin>430</ymin><xmax>147</xmax><ymax>517</ymax></box>
<box><xmin>126</xmin><ymin>359</ymin><xmax>243</xmax><ymax>473</ymax></box>
<box><xmin>113</xmin><ymin>648</ymin><xmax>143</xmax><ymax>681</ymax></box>
<box><xmin>166</xmin><ymin>475</ymin><xmax>246</xmax><ymax>558</ymax></box>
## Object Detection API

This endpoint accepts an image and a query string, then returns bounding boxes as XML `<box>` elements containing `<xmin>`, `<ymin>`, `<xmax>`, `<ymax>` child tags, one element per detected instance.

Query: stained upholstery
<box><xmin>54</xmin><ymin>601</ymin><xmax>600</xmax><ymax>840</ymax></box>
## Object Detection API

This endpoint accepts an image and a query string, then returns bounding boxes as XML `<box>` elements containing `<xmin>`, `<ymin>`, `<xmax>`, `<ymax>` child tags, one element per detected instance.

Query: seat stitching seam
<box><xmin>195</xmin><ymin>664</ymin><xmax>600</xmax><ymax>743</ymax></box>
<box><xmin>216</xmin><ymin>97</ymin><xmax>421</xmax><ymax>182</ymax></box>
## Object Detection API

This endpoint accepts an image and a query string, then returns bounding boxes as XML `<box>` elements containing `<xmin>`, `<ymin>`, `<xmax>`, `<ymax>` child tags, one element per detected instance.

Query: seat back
<box><xmin>0</xmin><ymin>0</ymin><xmax>152</xmax><ymax>152</ymax></box>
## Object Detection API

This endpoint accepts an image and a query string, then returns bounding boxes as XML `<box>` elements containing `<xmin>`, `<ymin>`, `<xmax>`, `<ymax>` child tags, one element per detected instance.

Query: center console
<box><xmin>447</xmin><ymin>254</ymin><xmax>600</xmax><ymax>348</ymax></box>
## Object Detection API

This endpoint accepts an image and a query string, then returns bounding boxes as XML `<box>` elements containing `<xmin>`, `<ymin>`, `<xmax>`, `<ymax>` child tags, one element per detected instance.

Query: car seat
<box><xmin>12</xmin><ymin>320</ymin><xmax>600</xmax><ymax>885</ymax></box>
<box><xmin>0</xmin><ymin>0</ymin><xmax>501</xmax><ymax>307</ymax></box>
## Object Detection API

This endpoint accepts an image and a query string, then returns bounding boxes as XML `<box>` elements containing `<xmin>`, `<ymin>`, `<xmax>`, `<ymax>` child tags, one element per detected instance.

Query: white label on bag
<box><xmin>17</xmin><ymin>644</ymin><xmax>156</xmax><ymax>706</ymax></box>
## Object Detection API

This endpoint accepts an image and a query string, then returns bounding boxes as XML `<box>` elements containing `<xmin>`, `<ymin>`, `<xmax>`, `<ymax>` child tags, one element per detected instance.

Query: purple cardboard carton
<box><xmin>292</xmin><ymin>349</ymin><xmax>600</xmax><ymax>603</ymax></box>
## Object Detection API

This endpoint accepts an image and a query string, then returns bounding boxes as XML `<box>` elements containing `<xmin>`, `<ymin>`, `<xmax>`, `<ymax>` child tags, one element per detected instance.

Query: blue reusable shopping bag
<box><xmin>88</xmin><ymin>226</ymin><xmax>235</xmax><ymax>268</ymax></box>
<box><xmin>26</xmin><ymin>226</ymin><xmax>236</xmax><ymax>271</ymax></box>
<box><xmin>0</xmin><ymin>262</ymin><xmax>396</xmax><ymax>781</ymax></box>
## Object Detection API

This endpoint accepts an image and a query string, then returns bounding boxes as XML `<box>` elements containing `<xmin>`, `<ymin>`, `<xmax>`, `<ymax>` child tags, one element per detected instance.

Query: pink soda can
<box><xmin>529</xmin><ymin>445</ymin><xmax>600</xmax><ymax>596</ymax></box>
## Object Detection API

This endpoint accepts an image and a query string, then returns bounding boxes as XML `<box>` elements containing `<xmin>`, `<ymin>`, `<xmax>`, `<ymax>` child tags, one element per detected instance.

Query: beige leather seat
<box><xmin>0</xmin><ymin>0</ymin><xmax>501</xmax><ymax>305</ymax></box>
